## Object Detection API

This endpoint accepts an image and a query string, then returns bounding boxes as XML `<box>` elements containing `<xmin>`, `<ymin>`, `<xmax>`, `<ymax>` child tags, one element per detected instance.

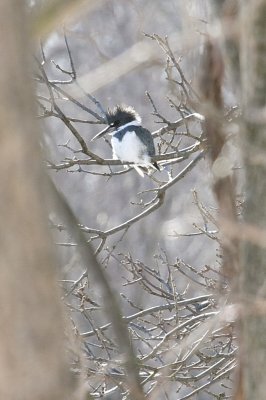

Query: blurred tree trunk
<box><xmin>0</xmin><ymin>2</ymin><xmax>75</xmax><ymax>399</ymax></box>
<box><xmin>240</xmin><ymin>0</ymin><xmax>266</xmax><ymax>398</ymax></box>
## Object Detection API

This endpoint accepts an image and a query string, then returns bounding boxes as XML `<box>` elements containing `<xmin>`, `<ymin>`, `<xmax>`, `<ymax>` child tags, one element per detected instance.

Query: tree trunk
<box><xmin>240</xmin><ymin>1</ymin><xmax>266</xmax><ymax>398</ymax></box>
<box><xmin>0</xmin><ymin>2</ymin><xmax>75</xmax><ymax>399</ymax></box>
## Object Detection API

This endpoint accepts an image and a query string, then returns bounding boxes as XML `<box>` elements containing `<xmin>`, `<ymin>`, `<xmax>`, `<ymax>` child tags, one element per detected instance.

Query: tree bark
<box><xmin>0</xmin><ymin>2</ymin><xmax>75</xmax><ymax>399</ymax></box>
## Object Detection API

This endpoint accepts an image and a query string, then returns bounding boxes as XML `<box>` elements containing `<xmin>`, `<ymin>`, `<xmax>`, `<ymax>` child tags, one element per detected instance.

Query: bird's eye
<box><xmin>110</xmin><ymin>120</ymin><xmax>119</xmax><ymax>127</ymax></box>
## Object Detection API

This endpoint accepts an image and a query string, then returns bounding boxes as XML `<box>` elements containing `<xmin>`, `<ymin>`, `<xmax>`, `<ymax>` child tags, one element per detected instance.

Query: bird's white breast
<box><xmin>111</xmin><ymin>131</ymin><xmax>151</xmax><ymax>165</ymax></box>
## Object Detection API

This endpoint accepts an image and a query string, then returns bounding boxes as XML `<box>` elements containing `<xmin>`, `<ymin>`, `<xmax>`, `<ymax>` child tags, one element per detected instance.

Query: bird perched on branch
<box><xmin>91</xmin><ymin>105</ymin><xmax>159</xmax><ymax>177</ymax></box>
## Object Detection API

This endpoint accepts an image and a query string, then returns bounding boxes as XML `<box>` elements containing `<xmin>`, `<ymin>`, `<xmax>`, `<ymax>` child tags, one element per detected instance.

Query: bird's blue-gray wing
<box><xmin>136</xmin><ymin>128</ymin><xmax>156</xmax><ymax>156</ymax></box>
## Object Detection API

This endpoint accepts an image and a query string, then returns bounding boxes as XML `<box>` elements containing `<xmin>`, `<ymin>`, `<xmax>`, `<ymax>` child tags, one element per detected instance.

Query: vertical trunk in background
<box><xmin>240</xmin><ymin>1</ymin><xmax>266</xmax><ymax>399</ymax></box>
<box><xmin>0</xmin><ymin>2</ymin><xmax>75</xmax><ymax>399</ymax></box>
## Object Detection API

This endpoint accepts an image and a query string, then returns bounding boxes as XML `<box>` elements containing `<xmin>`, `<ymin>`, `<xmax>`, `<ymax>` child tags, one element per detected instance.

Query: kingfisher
<box><xmin>91</xmin><ymin>105</ymin><xmax>160</xmax><ymax>177</ymax></box>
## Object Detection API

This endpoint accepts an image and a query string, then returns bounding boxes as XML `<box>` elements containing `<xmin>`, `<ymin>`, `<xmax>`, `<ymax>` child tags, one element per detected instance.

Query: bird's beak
<box><xmin>91</xmin><ymin>125</ymin><xmax>112</xmax><ymax>141</ymax></box>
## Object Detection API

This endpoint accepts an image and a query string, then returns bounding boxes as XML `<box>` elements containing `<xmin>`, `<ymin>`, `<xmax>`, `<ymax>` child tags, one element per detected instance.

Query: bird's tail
<box><xmin>134</xmin><ymin>162</ymin><xmax>161</xmax><ymax>177</ymax></box>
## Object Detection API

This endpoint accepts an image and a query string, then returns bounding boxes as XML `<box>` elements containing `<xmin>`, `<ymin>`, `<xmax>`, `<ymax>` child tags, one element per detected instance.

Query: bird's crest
<box><xmin>106</xmin><ymin>105</ymin><xmax>141</xmax><ymax>126</ymax></box>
